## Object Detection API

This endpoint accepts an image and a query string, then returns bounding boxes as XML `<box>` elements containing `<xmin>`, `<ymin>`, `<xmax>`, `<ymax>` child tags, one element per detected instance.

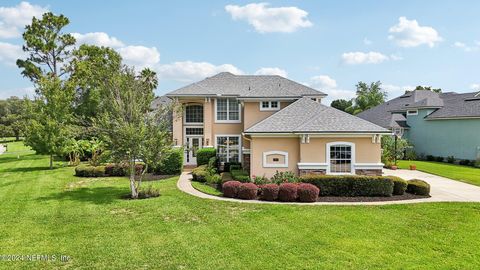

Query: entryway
<box><xmin>184</xmin><ymin>136</ymin><xmax>203</xmax><ymax>165</ymax></box>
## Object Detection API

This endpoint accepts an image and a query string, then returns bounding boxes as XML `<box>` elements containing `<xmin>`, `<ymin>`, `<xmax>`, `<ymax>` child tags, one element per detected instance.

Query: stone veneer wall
<box><xmin>355</xmin><ymin>169</ymin><xmax>382</xmax><ymax>176</ymax></box>
<box><xmin>299</xmin><ymin>169</ymin><xmax>326</xmax><ymax>176</ymax></box>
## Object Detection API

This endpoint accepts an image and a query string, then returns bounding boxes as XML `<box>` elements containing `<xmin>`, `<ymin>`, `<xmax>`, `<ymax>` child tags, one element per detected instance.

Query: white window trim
<box><xmin>214</xmin><ymin>98</ymin><xmax>242</xmax><ymax>123</ymax></box>
<box><xmin>326</xmin><ymin>141</ymin><xmax>355</xmax><ymax>175</ymax></box>
<box><xmin>259</xmin><ymin>101</ymin><xmax>280</xmax><ymax>111</ymax></box>
<box><xmin>263</xmin><ymin>151</ymin><xmax>288</xmax><ymax>168</ymax></box>
<box><xmin>406</xmin><ymin>109</ymin><xmax>418</xmax><ymax>116</ymax></box>
<box><xmin>183</xmin><ymin>103</ymin><xmax>204</xmax><ymax>126</ymax></box>
<box><xmin>214</xmin><ymin>134</ymin><xmax>242</xmax><ymax>163</ymax></box>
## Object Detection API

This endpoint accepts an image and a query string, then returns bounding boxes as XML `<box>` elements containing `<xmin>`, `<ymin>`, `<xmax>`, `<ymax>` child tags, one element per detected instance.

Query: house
<box><xmin>358</xmin><ymin>90</ymin><xmax>480</xmax><ymax>161</ymax></box>
<box><xmin>166</xmin><ymin>72</ymin><xmax>390</xmax><ymax>178</ymax></box>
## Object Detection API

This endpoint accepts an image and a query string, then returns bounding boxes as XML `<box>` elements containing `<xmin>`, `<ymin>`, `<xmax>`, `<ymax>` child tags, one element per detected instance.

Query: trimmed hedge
<box><xmin>192</xmin><ymin>165</ymin><xmax>208</xmax><ymax>182</ymax></box>
<box><xmin>278</xmin><ymin>183</ymin><xmax>298</xmax><ymax>202</ymax></box>
<box><xmin>75</xmin><ymin>165</ymin><xmax>106</xmax><ymax>177</ymax></box>
<box><xmin>105</xmin><ymin>163</ymin><xmax>126</xmax><ymax>176</ymax></box>
<box><xmin>260</xmin><ymin>184</ymin><xmax>279</xmax><ymax>201</ymax></box>
<box><xmin>156</xmin><ymin>148</ymin><xmax>183</xmax><ymax>175</ymax></box>
<box><xmin>297</xmin><ymin>183</ymin><xmax>320</xmax><ymax>202</ymax></box>
<box><xmin>196</xmin><ymin>148</ymin><xmax>216</xmax><ymax>166</ymax></box>
<box><xmin>407</xmin><ymin>179</ymin><xmax>430</xmax><ymax>195</ymax></box>
<box><xmin>237</xmin><ymin>183</ymin><xmax>258</xmax><ymax>200</ymax></box>
<box><xmin>390</xmin><ymin>176</ymin><xmax>408</xmax><ymax>195</ymax></box>
<box><xmin>231</xmin><ymin>169</ymin><xmax>250</xmax><ymax>182</ymax></box>
<box><xmin>222</xmin><ymin>181</ymin><xmax>242</xmax><ymax>198</ymax></box>
<box><xmin>300</xmin><ymin>175</ymin><xmax>394</xmax><ymax>197</ymax></box>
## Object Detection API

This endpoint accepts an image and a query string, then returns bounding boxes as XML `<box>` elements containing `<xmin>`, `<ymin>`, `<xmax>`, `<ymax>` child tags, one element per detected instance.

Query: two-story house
<box><xmin>166</xmin><ymin>72</ymin><xmax>390</xmax><ymax>178</ymax></box>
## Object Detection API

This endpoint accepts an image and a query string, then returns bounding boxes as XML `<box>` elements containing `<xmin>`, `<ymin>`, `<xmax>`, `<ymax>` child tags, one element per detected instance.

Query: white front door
<box><xmin>185</xmin><ymin>136</ymin><xmax>203</xmax><ymax>165</ymax></box>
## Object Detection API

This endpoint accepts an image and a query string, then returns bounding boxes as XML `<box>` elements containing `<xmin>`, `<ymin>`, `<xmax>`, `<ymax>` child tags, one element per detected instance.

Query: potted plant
<box><xmin>390</xmin><ymin>165</ymin><xmax>398</xmax><ymax>170</ymax></box>
<box><xmin>409</xmin><ymin>164</ymin><xmax>417</xmax><ymax>170</ymax></box>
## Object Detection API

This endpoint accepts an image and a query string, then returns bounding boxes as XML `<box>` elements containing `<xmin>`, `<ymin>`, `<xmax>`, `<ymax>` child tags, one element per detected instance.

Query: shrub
<box><xmin>426</xmin><ymin>155</ymin><xmax>435</xmax><ymax>161</ymax></box>
<box><xmin>297</xmin><ymin>183</ymin><xmax>320</xmax><ymax>202</ymax></box>
<box><xmin>252</xmin><ymin>175</ymin><xmax>269</xmax><ymax>185</ymax></box>
<box><xmin>93</xmin><ymin>166</ymin><xmax>106</xmax><ymax>177</ymax></box>
<box><xmin>196</xmin><ymin>148</ymin><xmax>216</xmax><ymax>166</ymax></box>
<box><xmin>434</xmin><ymin>156</ymin><xmax>444</xmax><ymax>162</ymax></box>
<box><xmin>260</xmin><ymin>184</ymin><xmax>279</xmax><ymax>201</ymax></box>
<box><xmin>459</xmin><ymin>159</ymin><xmax>472</xmax><ymax>166</ymax></box>
<box><xmin>75</xmin><ymin>164</ymin><xmax>88</xmax><ymax>177</ymax></box>
<box><xmin>271</xmin><ymin>171</ymin><xmax>299</xmax><ymax>184</ymax></box>
<box><xmin>138</xmin><ymin>185</ymin><xmax>160</xmax><ymax>199</ymax></box>
<box><xmin>231</xmin><ymin>169</ymin><xmax>250</xmax><ymax>182</ymax></box>
<box><xmin>475</xmin><ymin>159</ymin><xmax>480</xmax><ymax>168</ymax></box>
<box><xmin>192</xmin><ymin>165</ymin><xmax>208</xmax><ymax>182</ymax></box>
<box><xmin>229</xmin><ymin>164</ymin><xmax>241</xmax><ymax>171</ymax></box>
<box><xmin>446</xmin><ymin>156</ymin><xmax>455</xmax><ymax>164</ymax></box>
<box><xmin>75</xmin><ymin>165</ymin><xmax>105</xmax><ymax>177</ymax></box>
<box><xmin>407</xmin><ymin>179</ymin><xmax>430</xmax><ymax>196</ymax></box>
<box><xmin>300</xmin><ymin>175</ymin><xmax>394</xmax><ymax>197</ymax></box>
<box><xmin>237</xmin><ymin>183</ymin><xmax>258</xmax><ymax>200</ymax></box>
<box><xmin>206</xmin><ymin>173</ymin><xmax>222</xmax><ymax>184</ymax></box>
<box><xmin>278</xmin><ymin>183</ymin><xmax>298</xmax><ymax>202</ymax></box>
<box><xmin>222</xmin><ymin>181</ymin><xmax>242</xmax><ymax>198</ymax></box>
<box><xmin>104</xmin><ymin>163</ymin><xmax>126</xmax><ymax>176</ymax></box>
<box><xmin>156</xmin><ymin>148</ymin><xmax>183</xmax><ymax>175</ymax></box>
<box><xmin>223</xmin><ymin>162</ymin><xmax>242</xmax><ymax>172</ymax></box>
<box><xmin>405</xmin><ymin>148</ymin><xmax>417</xmax><ymax>160</ymax></box>
<box><xmin>221</xmin><ymin>172</ymin><xmax>233</xmax><ymax>182</ymax></box>
<box><xmin>388</xmin><ymin>176</ymin><xmax>408</xmax><ymax>195</ymax></box>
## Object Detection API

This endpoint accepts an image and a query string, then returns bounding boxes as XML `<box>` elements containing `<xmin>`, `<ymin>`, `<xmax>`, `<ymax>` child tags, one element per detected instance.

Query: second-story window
<box><xmin>185</xmin><ymin>104</ymin><xmax>203</xmax><ymax>124</ymax></box>
<box><xmin>216</xmin><ymin>98</ymin><xmax>240</xmax><ymax>122</ymax></box>
<box><xmin>260</xmin><ymin>101</ymin><xmax>280</xmax><ymax>111</ymax></box>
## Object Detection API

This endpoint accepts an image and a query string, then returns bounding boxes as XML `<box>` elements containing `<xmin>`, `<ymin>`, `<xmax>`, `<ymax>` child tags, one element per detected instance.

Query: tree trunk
<box><xmin>129</xmin><ymin>160</ymin><xmax>138</xmax><ymax>199</ymax></box>
<box><xmin>15</xmin><ymin>132</ymin><xmax>19</xmax><ymax>141</ymax></box>
<box><xmin>49</xmin><ymin>154</ymin><xmax>53</xmax><ymax>169</ymax></box>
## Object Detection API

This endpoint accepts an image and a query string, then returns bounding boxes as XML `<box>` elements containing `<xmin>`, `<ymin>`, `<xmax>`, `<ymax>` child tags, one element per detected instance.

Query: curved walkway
<box><xmin>177</xmin><ymin>170</ymin><xmax>480</xmax><ymax>205</ymax></box>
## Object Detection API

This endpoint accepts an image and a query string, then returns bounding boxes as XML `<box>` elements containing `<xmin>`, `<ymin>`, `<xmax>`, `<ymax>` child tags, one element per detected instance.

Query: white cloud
<box><xmin>225</xmin><ymin>3</ymin><xmax>312</xmax><ymax>33</ymax></box>
<box><xmin>0</xmin><ymin>1</ymin><xmax>48</xmax><ymax>38</ymax></box>
<box><xmin>470</xmin><ymin>83</ymin><xmax>480</xmax><ymax>90</ymax></box>
<box><xmin>0</xmin><ymin>42</ymin><xmax>25</xmax><ymax>66</ymax></box>
<box><xmin>341</xmin><ymin>51</ymin><xmax>389</xmax><ymax>65</ymax></box>
<box><xmin>156</xmin><ymin>61</ymin><xmax>244</xmax><ymax>82</ymax></box>
<box><xmin>72</xmin><ymin>32</ymin><xmax>124</xmax><ymax>48</ymax></box>
<box><xmin>388</xmin><ymin>17</ymin><xmax>442</xmax><ymax>48</ymax></box>
<box><xmin>453</xmin><ymin>41</ymin><xmax>479</xmax><ymax>52</ymax></box>
<box><xmin>0</xmin><ymin>86</ymin><xmax>35</xmax><ymax>99</ymax></box>
<box><xmin>117</xmin><ymin>46</ymin><xmax>160</xmax><ymax>69</ymax></box>
<box><xmin>310</xmin><ymin>75</ymin><xmax>337</xmax><ymax>89</ymax></box>
<box><xmin>363</xmin><ymin>38</ymin><xmax>372</xmax><ymax>45</ymax></box>
<box><xmin>254</xmin><ymin>67</ymin><xmax>287</xmax><ymax>77</ymax></box>
<box><xmin>389</xmin><ymin>54</ymin><xmax>403</xmax><ymax>61</ymax></box>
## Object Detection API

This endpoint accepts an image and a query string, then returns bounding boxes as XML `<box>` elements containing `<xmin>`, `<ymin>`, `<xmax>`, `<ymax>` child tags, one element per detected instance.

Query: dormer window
<box><xmin>260</xmin><ymin>101</ymin><xmax>280</xmax><ymax>111</ymax></box>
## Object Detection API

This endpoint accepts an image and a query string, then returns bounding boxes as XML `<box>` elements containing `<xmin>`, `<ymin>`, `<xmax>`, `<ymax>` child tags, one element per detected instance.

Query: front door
<box><xmin>185</xmin><ymin>136</ymin><xmax>203</xmax><ymax>165</ymax></box>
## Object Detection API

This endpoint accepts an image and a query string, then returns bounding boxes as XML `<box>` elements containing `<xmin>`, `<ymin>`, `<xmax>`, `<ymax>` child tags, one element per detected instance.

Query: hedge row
<box><xmin>75</xmin><ymin>163</ymin><xmax>144</xmax><ymax>177</ymax></box>
<box><xmin>154</xmin><ymin>148</ymin><xmax>183</xmax><ymax>175</ymax></box>
<box><xmin>407</xmin><ymin>179</ymin><xmax>430</xmax><ymax>195</ymax></box>
<box><xmin>222</xmin><ymin>181</ymin><xmax>320</xmax><ymax>202</ymax></box>
<box><xmin>230</xmin><ymin>169</ymin><xmax>250</xmax><ymax>182</ymax></box>
<box><xmin>300</xmin><ymin>175</ymin><xmax>396</xmax><ymax>197</ymax></box>
<box><xmin>196</xmin><ymin>148</ymin><xmax>216</xmax><ymax>166</ymax></box>
<box><xmin>75</xmin><ymin>165</ymin><xmax>106</xmax><ymax>177</ymax></box>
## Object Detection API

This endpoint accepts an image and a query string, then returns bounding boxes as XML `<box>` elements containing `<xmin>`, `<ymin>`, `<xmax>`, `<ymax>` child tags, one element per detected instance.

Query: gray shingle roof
<box><xmin>357</xmin><ymin>90</ymin><xmax>480</xmax><ymax>128</ymax></box>
<box><xmin>166</xmin><ymin>72</ymin><xmax>326</xmax><ymax>98</ymax></box>
<box><xmin>151</xmin><ymin>96</ymin><xmax>172</xmax><ymax>110</ymax></box>
<box><xmin>245</xmin><ymin>97</ymin><xmax>390</xmax><ymax>133</ymax></box>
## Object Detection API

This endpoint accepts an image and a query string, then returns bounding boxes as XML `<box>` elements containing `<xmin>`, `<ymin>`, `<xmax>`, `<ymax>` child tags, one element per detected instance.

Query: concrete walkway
<box><xmin>177</xmin><ymin>169</ymin><xmax>480</xmax><ymax>205</ymax></box>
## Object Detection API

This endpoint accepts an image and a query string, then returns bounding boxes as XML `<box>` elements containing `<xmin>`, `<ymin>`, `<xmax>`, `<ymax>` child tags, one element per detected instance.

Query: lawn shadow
<box><xmin>37</xmin><ymin>186</ymin><xmax>128</xmax><ymax>205</ymax></box>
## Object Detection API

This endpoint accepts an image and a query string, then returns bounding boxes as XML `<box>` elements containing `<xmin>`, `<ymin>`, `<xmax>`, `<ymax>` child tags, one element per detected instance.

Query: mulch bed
<box><xmin>317</xmin><ymin>193</ymin><xmax>430</xmax><ymax>202</ymax></box>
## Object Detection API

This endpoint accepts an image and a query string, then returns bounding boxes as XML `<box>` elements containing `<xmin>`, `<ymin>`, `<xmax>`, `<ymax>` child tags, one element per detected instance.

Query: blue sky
<box><xmin>1</xmin><ymin>1</ymin><xmax>479</xmax><ymax>104</ymax></box>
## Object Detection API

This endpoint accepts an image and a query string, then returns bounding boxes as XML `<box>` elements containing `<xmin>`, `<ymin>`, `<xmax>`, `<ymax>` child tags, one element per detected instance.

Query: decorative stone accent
<box><xmin>355</xmin><ymin>169</ymin><xmax>382</xmax><ymax>176</ymax></box>
<box><xmin>299</xmin><ymin>169</ymin><xmax>326</xmax><ymax>176</ymax></box>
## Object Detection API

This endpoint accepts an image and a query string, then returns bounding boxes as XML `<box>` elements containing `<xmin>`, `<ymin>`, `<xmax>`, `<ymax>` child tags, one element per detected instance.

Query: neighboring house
<box><xmin>166</xmin><ymin>72</ymin><xmax>390</xmax><ymax>177</ymax></box>
<box><xmin>358</xmin><ymin>90</ymin><xmax>480</xmax><ymax>161</ymax></box>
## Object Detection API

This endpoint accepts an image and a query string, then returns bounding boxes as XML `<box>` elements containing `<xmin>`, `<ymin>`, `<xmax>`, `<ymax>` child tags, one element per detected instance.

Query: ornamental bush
<box><xmin>222</xmin><ymin>181</ymin><xmax>242</xmax><ymax>198</ymax></box>
<box><xmin>389</xmin><ymin>176</ymin><xmax>408</xmax><ymax>195</ymax></box>
<box><xmin>278</xmin><ymin>183</ymin><xmax>298</xmax><ymax>202</ymax></box>
<box><xmin>156</xmin><ymin>148</ymin><xmax>183</xmax><ymax>175</ymax></box>
<box><xmin>192</xmin><ymin>165</ymin><xmax>208</xmax><ymax>182</ymax></box>
<box><xmin>300</xmin><ymin>175</ymin><xmax>394</xmax><ymax>197</ymax></box>
<box><xmin>260</xmin><ymin>184</ymin><xmax>279</xmax><ymax>201</ymax></box>
<box><xmin>75</xmin><ymin>165</ymin><xmax>105</xmax><ymax>177</ymax></box>
<box><xmin>196</xmin><ymin>148</ymin><xmax>216</xmax><ymax>166</ymax></box>
<box><xmin>297</xmin><ymin>183</ymin><xmax>319</xmax><ymax>202</ymax></box>
<box><xmin>406</xmin><ymin>179</ymin><xmax>430</xmax><ymax>196</ymax></box>
<box><xmin>104</xmin><ymin>163</ymin><xmax>126</xmax><ymax>176</ymax></box>
<box><xmin>231</xmin><ymin>169</ymin><xmax>250</xmax><ymax>182</ymax></box>
<box><xmin>237</xmin><ymin>183</ymin><xmax>258</xmax><ymax>200</ymax></box>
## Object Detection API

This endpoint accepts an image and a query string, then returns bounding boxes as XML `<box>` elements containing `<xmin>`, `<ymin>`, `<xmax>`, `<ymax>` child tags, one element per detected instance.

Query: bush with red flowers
<box><xmin>297</xmin><ymin>183</ymin><xmax>320</xmax><ymax>202</ymax></box>
<box><xmin>222</xmin><ymin>181</ymin><xmax>242</xmax><ymax>198</ymax></box>
<box><xmin>260</xmin><ymin>184</ymin><xmax>279</xmax><ymax>201</ymax></box>
<box><xmin>237</xmin><ymin>183</ymin><xmax>258</xmax><ymax>200</ymax></box>
<box><xmin>278</xmin><ymin>183</ymin><xmax>298</xmax><ymax>202</ymax></box>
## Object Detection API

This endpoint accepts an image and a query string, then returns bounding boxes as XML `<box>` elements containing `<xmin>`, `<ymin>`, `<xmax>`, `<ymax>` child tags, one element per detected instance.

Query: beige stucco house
<box><xmin>166</xmin><ymin>72</ymin><xmax>391</xmax><ymax>178</ymax></box>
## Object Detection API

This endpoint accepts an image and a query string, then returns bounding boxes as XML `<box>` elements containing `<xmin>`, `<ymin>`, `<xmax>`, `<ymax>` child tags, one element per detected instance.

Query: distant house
<box><xmin>358</xmin><ymin>90</ymin><xmax>480</xmax><ymax>161</ymax></box>
<box><xmin>165</xmin><ymin>72</ymin><xmax>390</xmax><ymax>177</ymax></box>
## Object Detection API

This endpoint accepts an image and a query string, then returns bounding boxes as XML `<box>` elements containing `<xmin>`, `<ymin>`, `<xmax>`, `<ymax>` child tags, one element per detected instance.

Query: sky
<box><xmin>0</xmin><ymin>0</ymin><xmax>480</xmax><ymax>104</ymax></box>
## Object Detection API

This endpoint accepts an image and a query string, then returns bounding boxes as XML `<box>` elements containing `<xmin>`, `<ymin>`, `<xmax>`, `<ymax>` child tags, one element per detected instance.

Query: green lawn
<box><xmin>1</xmin><ymin>143</ymin><xmax>480</xmax><ymax>269</ymax></box>
<box><xmin>191</xmin><ymin>181</ymin><xmax>222</xmax><ymax>196</ymax></box>
<box><xmin>398</xmin><ymin>160</ymin><xmax>480</xmax><ymax>186</ymax></box>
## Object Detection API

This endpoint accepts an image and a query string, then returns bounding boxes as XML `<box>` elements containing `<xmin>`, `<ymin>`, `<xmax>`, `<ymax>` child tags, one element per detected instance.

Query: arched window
<box><xmin>185</xmin><ymin>104</ymin><xmax>203</xmax><ymax>124</ymax></box>
<box><xmin>326</xmin><ymin>142</ymin><xmax>355</xmax><ymax>174</ymax></box>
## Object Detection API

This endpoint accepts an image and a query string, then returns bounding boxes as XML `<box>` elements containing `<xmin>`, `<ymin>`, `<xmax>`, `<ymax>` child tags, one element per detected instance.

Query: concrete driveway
<box><xmin>383</xmin><ymin>168</ymin><xmax>480</xmax><ymax>202</ymax></box>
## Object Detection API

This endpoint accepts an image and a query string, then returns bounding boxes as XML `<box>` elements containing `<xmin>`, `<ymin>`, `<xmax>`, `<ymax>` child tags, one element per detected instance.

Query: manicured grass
<box><xmin>398</xmin><ymin>160</ymin><xmax>480</xmax><ymax>186</ymax></box>
<box><xmin>191</xmin><ymin>181</ymin><xmax>222</xmax><ymax>196</ymax></box>
<box><xmin>1</xmin><ymin>143</ymin><xmax>480</xmax><ymax>269</ymax></box>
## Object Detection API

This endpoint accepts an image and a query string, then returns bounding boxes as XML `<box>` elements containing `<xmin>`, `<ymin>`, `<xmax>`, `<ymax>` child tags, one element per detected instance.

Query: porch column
<box><xmin>172</xmin><ymin>105</ymin><xmax>183</xmax><ymax>147</ymax></box>
<box><xmin>203</xmin><ymin>98</ymin><xmax>213</xmax><ymax>147</ymax></box>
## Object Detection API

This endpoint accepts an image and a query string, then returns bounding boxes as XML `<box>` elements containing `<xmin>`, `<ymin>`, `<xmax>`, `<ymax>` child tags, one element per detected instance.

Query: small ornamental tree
<box><xmin>95</xmin><ymin>67</ymin><xmax>173</xmax><ymax>199</ymax></box>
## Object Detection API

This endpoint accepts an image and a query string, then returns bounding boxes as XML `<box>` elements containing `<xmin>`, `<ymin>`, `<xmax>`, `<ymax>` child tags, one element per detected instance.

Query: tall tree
<box><xmin>16</xmin><ymin>12</ymin><xmax>75</xmax><ymax>84</ymax></box>
<box><xmin>412</xmin><ymin>85</ymin><xmax>442</xmax><ymax>93</ymax></box>
<box><xmin>95</xmin><ymin>68</ymin><xmax>172</xmax><ymax>199</ymax></box>
<box><xmin>24</xmin><ymin>77</ymin><xmax>74</xmax><ymax>169</ymax></box>
<box><xmin>0</xmin><ymin>97</ymin><xmax>27</xmax><ymax>141</ymax></box>
<box><xmin>330</xmin><ymin>99</ymin><xmax>353</xmax><ymax>112</ymax></box>
<box><xmin>347</xmin><ymin>81</ymin><xmax>387</xmax><ymax>115</ymax></box>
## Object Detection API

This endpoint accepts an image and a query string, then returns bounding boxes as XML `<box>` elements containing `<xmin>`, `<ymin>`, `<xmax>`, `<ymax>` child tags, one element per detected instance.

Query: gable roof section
<box><xmin>245</xmin><ymin>97</ymin><xmax>389</xmax><ymax>134</ymax></box>
<box><xmin>426</xmin><ymin>92</ymin><xmax>480</xmax><ymax>119</ymax></box>
<box><xmin>166</xmin><ymin>72</ymin><xmax>326</xmax><ymax>98</ymax></box>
